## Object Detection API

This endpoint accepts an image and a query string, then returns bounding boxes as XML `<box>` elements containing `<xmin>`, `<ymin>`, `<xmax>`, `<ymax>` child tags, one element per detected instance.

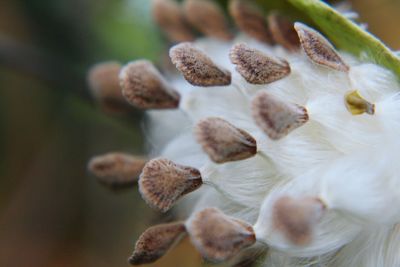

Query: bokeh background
<box><xmin>0</xmin><ymin>0</ymin><xmax>399</xmax><ymax>267</ymax></box>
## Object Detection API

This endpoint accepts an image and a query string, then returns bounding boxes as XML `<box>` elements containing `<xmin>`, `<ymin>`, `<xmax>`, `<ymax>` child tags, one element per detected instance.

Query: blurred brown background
<box><xmin>0</xmin><ymin>0</ymin><xmax>399</xmax><ymax>267</ymax></box>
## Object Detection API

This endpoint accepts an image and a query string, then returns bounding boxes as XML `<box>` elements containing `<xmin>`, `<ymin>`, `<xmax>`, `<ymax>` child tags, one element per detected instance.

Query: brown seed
<box><xmin>119</xmin><ymin>60</ymin><xmax>180</xmax><ymax>109</ymax></box>
<box><xmin>87</xmin><ymin>61</ymin><xmax>130</xmax><ymax>113</ymax></box>
<box><xmin>170</xmin><ymin>42</ymin><xmax>231</xmax><ymax>87</ymax></box>
<box><xmin>345</xmin><ymin>90</ymin><xmax>375</xmax><ymax>115</ymax></box>
<box><xmin>230</xmin><ymin>43</ymin><xmax>291</xmax><ymax>85</ymax></box>
<box><xmin>252</xmin><ymin>91</ymin><xmax>309</xmax><ymax>140</ymax></box>
<box><xmin>267</xmin><ymin>13</ymin><xmax>300</xmax><ymax>52</ymax></box>
<box><xmin>273</xmin><ymin>196</ymin><xmax>326</xmax><ymax>245</ymax></box>
<box><xmin>139</xmin><ymin>158</ymin><xmax>203</xmax><ymax>212</ymax></box>
<box><xmin>188</xmin><ymin>208</ymin><xmax>256</xmax><ymax>262</ymax></box>
<box><xmin>294</xmin><ymin>22</ymin><xmax>350</xmax><ymax>72</ymax></box>
<box><xmin>195</xmin><ymin>117</ymin><xmax>257</xmax><ymax>163</ymax></box>
<box><xmin>183</xmin><ymin>0</ymin><xmax>233</xmax><ymax>41</ymax></box>
<box><xmin>128</xmin><ymin>222</ymin><xmax>187</xmax><ymax>265</ymax></box>
<box><xmin>151</xmin><ymin>0</ymin><xmax>195</xmax><ymax>42</ymax></box>
<box><xmin>229</xmin><ymin>0</ymin><xmax>273</xmax><ymax>44</ymax></box>
<box><xmin>88</xmin><ymin>153</ymin><xmax>147</xmax><ymax>189</ymax></box>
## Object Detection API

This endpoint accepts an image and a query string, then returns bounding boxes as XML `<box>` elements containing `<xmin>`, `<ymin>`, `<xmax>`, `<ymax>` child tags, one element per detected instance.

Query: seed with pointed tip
<box><xmin>119</xmin><ymin>60</ymin><xmax>180</xmax><ymax>109</ymax></box>
<box><xmin>183</xmin><ymin>0</ymin><xmax>232</xmax><ymax>41</ymax></box>
<box><xmin>139</xmin><ymin>158</ymin><xmax>203</xmax><ymax>212</ymax></box>
<box><xmin>88</xmin><ymin>153</ymin><xmax>147</xmax><ymax>189</ymax></box>
<box><xmin>273</xmin><ymin>196</ymin><xmax>326</xmax><ymax>245</ymax></box>
<box><xmin>170</xmin><ymin>42</ymin><xmax>232</xmax><ymax>87</ymax></box>
<box><xmin>151</xmin><ymin>0</ymin><xmax>194</xmax><ymax>42</ymax></box>
<box><xmin>87</xmin><ymin>61</ymin><xmax>130</xmax><ymax>113</ymax></box>
<box><xmin>345</xmin><ymin>90</ymin><xmax>375</xmax><ymax>115</ymax></box>
<box><xmin>294</xmin><ymin>22</ymin><xmax>350</xmax><ymax>72</ymax></box>
<box><xmin>267</xmin><ymin>13</ymin><xmax>300</xmax><ymax>52</ymax></box>
<box><xmin>229</xmin><ymin>0</ymin><xmax>273</xmax><ymax>44</ymax></box>
<box><xmin>187</xmin><ymin>208</ymin><xmax>256</xmax><ymax>262</ymax></box>
<box><xmin>230</xmin><ymin>43</ymin><xmax>291</xmax><ymax>85</ymax></box>
<box><xmin>129</xmin><ymin>222</ymin><xmax>187</xmax><ymax>265</ymax></box>
<box><xmin>252</xmin><ymin>91</ymin><xmax>309</xmax><ymax>140</ymax></box>
<box><xmin>195</xmin><ymin>117</ymin><xmax>257</xmax><ymax>163</ymax></box>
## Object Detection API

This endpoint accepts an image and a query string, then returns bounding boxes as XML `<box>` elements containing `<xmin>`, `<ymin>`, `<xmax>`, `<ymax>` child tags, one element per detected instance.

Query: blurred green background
<box><xmin>0</xmin><ymin>0</ymin><xmax>399</xmax><ymax>267</ymax></box>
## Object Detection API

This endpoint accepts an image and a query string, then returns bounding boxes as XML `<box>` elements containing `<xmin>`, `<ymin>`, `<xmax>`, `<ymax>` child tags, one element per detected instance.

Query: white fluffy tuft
<box><xmin>147</xmin><ymin>34</ymin><xmax>400</xmax><ymax>266</ymax></box>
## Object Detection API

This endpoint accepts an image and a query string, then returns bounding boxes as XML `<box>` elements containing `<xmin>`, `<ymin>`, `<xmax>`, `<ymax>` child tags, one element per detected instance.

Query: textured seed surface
<box><xmin>88</xmin><ymin>153</ymin><xmax>147</xmax><ymax>189</ymax></box>
<box><xmin>273</xmin><ymin>196</ymin><xmax>325</xmax><ymax>245</ymax></box>
<box><xmin>230</xmin><ymin>43</ymin><xmax>291</xmax><ymax>85</ymax></box>
<box><xmin>170</xmin><ymin>42</ymin><xmax>231</xmax><ymax>86</ymax></box>
<box><xmin>183</xmin><ymin>0</ymin><xmax>232</xmax><ymax>40</ymax></box>
<box><xmin>229</xmin><ymin>0</ymin><xmax>273</xmax><ymax>44</ymax></box>
<box><xmin>295</xmin><ymin>22</ymin><xmax>350</xmax><ymax>72</ymax></box>
<box><xmin>195</xmin><ymin>117</ymin><xmax>257</xmax><ymax>163</ymax></box>
<box><xmin>139</xmin><ymin>158</ymin><xmax>202</xmax><ymax>212</ymax></box>
<box><xmin>119</xmin><ymin>60</ymin><xmax>180</xmax><ymax>109</ymax></box>
<box><xmin>252</xmin><ymin>91</ymin><xmax>309</xmax><ymax>140</ymax></box>
<box><xmin>268</xmin><ymin>13</ymin><xmax>300</xmax><ymax>52</ymax></box>
<box><xmin>188</xmin><ymin>208</ymin><xmax>256</xmax><ymax>262</ymax></box>
<box><xmin>129</xmin><ymin>222</ymin><xmax>187</xmax><ymax>265</ymax></box>
<box><xmin>345</xmin><ymin>90</ymin><xmax>375</xmax><ymax>115</ymax></box>
<box><xmin>87</xmin><ymin>61</ymin><xmax>129</xmax><ymax>112</ymax></box>
<box><xmin>152</xmin><ymin>0</ymin><xmax>194</xmax><ymax>42</ymax></box>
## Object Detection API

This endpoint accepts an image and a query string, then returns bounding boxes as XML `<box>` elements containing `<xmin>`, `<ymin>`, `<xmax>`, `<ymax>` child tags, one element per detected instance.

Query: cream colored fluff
<box><xmin>146</xmin><ymin>32</ymin><xmax>400</xmax><ymax>266</ymax></box>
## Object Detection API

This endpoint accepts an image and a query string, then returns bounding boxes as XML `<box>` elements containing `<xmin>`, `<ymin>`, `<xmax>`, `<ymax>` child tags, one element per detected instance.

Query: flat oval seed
<box><xmin>183</xmin><ymin>0</ymin><xmax>232</xmax><ymax>41</ymax></box>
<box><xmin>170</xmin><ymin>42</ymin><xmax>232</xmax><ymax>87</ymax></box>
<box><xmin>88</xmin><ymin>153</ymin><xmax>147</xmax><ymax>189</ymax></box>
<box><xmin>119</xmin><ymin>60</ymin><xmax>180</xmax><ymax>109</ymax></box>
<box><xmin>139</xmin><ymin>158</ymin><xmax>203</xmax><ymax>212</ymax></box>
<box><xmin>294</xmin><ymin>22</ymin><xmax>350</xmax><ymax>72</ymax></box>
<box><xmin>195</xmin><ymin>117</ymin><xmax>257</xmax><ymax>163</ymax></box>
<box><xmin>230</xmin><ymin>43</ymin><xmax>291</xmax><ymax>85</ymax></box>
<box><xmin>229</xmin><ymin>0</ymin><xmax>273</xmax><ymax>44</ymax></box>
<box><xmin>252</xmin><ymin>91</ymin><xmax>309</xmax><ymax>140</ymax></box>
<box><xmin>268</xmin><ymin>13</ymin><xmax>300</xmax><ymax>52</ymax></box>
<box><xmin>129</xmin><ymin>222</ymin><xmax>187</xmax><ymax>265</ymax></box>
<box><xmin>87</xmin><ymin>61</ymin><xmax>130</xmax><ymax>113</ymax></box>
<box><xmin>345</xmin><ymin>90</ymin><xmax>375</xmax><ymax>115</ymax></box>
<box><xmin>187</xmin><ymin>208</ymin><xmax>256</xmax><ymax>262</ymax></box>
<box><xmin>152</xmin><ymin>0</ymin><xmax>194</xmax><ymax>42</ymax></box>
<box><xmin>273</xmin><ymin>196</ymin><xmax>326</xmax><ymax>245</ymax></box>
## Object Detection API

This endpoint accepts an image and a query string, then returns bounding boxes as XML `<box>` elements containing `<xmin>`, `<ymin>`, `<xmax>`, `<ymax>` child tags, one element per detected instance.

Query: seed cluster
<box><xmin>85</xmin><ymin>0</ymin><xmax>383</xmax><ymax>266</ymax></box>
